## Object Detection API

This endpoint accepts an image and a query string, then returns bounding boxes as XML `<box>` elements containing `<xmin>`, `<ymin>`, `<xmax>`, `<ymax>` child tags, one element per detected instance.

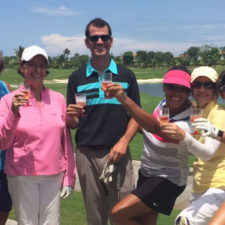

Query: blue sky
<box><xmin>2</xmin><ymin>0</ymin><xmax>225</xmax><ymax>57</ymax></box>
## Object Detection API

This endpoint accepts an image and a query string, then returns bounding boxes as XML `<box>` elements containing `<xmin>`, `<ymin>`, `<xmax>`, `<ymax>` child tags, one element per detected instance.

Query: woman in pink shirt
<box><xmin>0</xmin><ymin>45</ymin><xmax>76</xmax><ymax>225</ymax></box>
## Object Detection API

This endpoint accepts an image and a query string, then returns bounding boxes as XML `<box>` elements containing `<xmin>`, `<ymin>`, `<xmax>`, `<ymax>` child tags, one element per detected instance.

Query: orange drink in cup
<box><xmin>101</xmin><ymin>72</ymin><xmax>112</xmax><ymax>98</ymax></box>
<box><xmin>19</xmin><ymin>82</ymin><xmax>31</xmax><ymax>106</ymax></box>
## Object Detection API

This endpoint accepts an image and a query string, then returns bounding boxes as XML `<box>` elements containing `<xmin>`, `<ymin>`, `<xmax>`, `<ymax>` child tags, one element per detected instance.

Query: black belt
<box><xmin>80</xmin><ymin>145</ymin><xmax>110</xmax><ymax>150</ymax></box>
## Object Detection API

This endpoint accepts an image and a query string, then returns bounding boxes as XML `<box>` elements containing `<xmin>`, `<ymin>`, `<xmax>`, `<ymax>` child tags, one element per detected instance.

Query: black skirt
<box><xmin>132</xmin><ymin>170</ymin><xmax>186</xmax><ymax>215</ymax></box>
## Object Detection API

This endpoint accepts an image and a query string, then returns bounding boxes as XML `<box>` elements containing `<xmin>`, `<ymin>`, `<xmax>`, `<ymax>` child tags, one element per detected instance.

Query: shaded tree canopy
<box><xmin>3</xmin><ymin>45</ymin><xmax>225</xmax><ymax>69</ymax></box>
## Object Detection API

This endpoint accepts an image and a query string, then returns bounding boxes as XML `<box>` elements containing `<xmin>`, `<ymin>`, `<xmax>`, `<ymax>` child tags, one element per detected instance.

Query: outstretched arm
<box><xmin>107</xmin><ymin>83</ymin><xmax>161</xmax><ymax>163</ymax></box>
<box><xmin>107</xmin><ymin>83</ymin><xmax>161</xmax><ymax>134</ymax></box>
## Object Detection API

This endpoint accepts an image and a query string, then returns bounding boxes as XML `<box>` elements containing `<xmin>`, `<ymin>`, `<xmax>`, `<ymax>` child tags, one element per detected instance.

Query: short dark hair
<box><xmin>167</xmin><ymin>66</ymin><xmax>191</xmax><ymax>75</ymax></box>
<box><xmin>0</xmin><ymin>56</ymin><xmax>4</xmax><ymax>74</ymax></box>
<box><xmin>85</xmin><ymin>18</ymin><xmax>112</xmax><ymax>37</ymax></box>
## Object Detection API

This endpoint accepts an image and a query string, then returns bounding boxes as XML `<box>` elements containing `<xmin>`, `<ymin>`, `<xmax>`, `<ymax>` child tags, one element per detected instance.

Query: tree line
<box><xmin>2</xmin><ymin>44</ymin><xmax>225</xmax><ymax>69</ymax></box>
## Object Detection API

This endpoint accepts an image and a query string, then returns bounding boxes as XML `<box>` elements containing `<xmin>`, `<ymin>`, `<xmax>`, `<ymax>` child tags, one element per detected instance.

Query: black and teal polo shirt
<box><xmin>67</xmin><ymin>59</ymin><xmax>141</xmax><ymax>148</ymax></box>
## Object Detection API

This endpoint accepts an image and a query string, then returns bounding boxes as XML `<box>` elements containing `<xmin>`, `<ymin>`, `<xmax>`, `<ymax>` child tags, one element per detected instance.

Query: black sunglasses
<box><xmin>88</xmin><ymin>35</ymin><xmax>111</xmax><ymax>43</ymax></box>
<box><xmin>191</xmin><ymin>82</ymin><xmax>216</xmax><ymax>89</ymax></box>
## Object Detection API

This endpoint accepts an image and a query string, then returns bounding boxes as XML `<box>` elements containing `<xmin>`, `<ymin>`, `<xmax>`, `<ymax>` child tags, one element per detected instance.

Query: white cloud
<box><xmin>32</xmin><ymin>6</ymin><xmax>82</xmax><ymax>16</ymax></box>
<box><xmin>41</xmin><ymin>34</ymin><xmax>89</xmax><ymax>56</ymax></box>
<box><xmin>41</xmin><ymin>33</ymin><xmax>223</xmax><ymax>57</ymax></box>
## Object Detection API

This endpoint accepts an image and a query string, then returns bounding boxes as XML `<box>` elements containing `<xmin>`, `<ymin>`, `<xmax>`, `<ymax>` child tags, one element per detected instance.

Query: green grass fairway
<box><xmin>9</xmin><ymin>191</ymin><xmax>181</xmax><ymax>225</ymax></box>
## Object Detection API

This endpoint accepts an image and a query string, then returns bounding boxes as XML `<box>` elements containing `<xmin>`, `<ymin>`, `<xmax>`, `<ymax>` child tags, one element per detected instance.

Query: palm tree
<box><xmin>14</xmin><ymin>46</ymin><xmax>24</xmax><ymax>61</ymax></box>
<box><xmin>63</xmin><ymin>48</ymin><xmax>71</xmax><ymax>60</ymax></box>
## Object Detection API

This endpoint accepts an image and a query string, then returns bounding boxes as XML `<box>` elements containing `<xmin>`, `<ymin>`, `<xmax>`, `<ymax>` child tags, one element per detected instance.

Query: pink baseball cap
<box><xmin>163</xmin><ymin>70</ymin><xmax>191</xmax><ymax>89</ymax></box>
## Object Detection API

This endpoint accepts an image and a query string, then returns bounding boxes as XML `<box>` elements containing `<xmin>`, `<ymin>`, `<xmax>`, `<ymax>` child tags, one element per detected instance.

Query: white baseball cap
<box><xmin>21</xmin><ymin>45</ymin><xmax>49</xmax><ymax>64</ymax></box>
<box><xmin>191</xmin><ymin>66</ymin><xmax>218</xmax><ymax>83</ymax></box>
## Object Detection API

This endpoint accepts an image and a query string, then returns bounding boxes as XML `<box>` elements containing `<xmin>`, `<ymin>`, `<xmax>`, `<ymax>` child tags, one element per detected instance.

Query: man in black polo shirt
<box><xmin>66</xmin><ymin>18</ymin><xmax>140</xmax><ymax>225</ymax></box>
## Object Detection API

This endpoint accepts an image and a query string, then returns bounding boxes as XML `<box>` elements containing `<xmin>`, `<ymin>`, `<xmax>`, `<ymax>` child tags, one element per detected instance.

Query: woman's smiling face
<box><xmin>191</xmin><ymin>76</ymin><xmax>217</xmax><ymax>108</ymax></box>
<box><xmin>20</xmin><ymin>55</ymin><xmax>47</xmax><ymax>88</ymax></box>
<box><xmin>163</xmin><ymin>83</ymin><xmax>190</xmax><ymax>115</ymax></box>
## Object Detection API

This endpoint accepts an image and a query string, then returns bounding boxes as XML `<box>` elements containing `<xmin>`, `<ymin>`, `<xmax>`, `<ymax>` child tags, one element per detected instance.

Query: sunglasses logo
<box><xmin>191</xmin><ymin>82</ymin><xmax>216</xmax><ymax>89</ymax></box>
<box><xmin>88</xmin><ymin>35</ymin><xmax>111</xmax><ymax>42</ymax></box>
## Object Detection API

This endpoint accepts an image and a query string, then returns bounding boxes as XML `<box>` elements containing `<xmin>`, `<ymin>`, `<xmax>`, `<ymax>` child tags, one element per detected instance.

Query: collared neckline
<box><xmin>27</xmin><ymin>85</ymin><xmax>48</xmax><ymax>100</ymax></box>
<box><xmin>86</xmin><ymin>58</ymin><xmax>118</xmax><ymax>77</ymax></box>
<box><xmin>202</xmin><ymin>100</ymin><xmax>217</xmax><ymax>117</ymax></box>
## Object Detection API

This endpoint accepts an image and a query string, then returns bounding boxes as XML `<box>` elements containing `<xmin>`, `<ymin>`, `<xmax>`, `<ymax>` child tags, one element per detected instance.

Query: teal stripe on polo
<box><xmin>77</xmin><ymin>82</ymin><xmax>100</xmax><ymax>92</ymax></box>
<box><xmin>77</xmin><ymin>82</ymin><xmax>105</xmax><ymax>98</ymax></box>
<box><xmin>77</xmin><ymin>82</ymin><xmax>128</xmax><ymax>94</ymax></box>
<box><xmin>87</xmin><ymin>97</ymin><xmax>121</xmax><ymax>106</ymax></box>
<box><xmin>77</xmin><ymin>82</ymin><xmax>129</xmax><ymax>103</ymax></box>
<box><xmin>117</xmin><ymin>82</ymin><xmax>129</xmax><ymax>89</ymax></box>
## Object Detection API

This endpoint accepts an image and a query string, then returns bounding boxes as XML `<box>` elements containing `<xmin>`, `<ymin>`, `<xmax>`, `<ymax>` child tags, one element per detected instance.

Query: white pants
<box><xmin>175</xmin><ymin>188</ymin><xmax>225</xmax><ymax>225</ymax></box>
<box><xmin>7</xmin><ymin>173</ymin><xmax>63</xmax><ymax>225</ymax></box>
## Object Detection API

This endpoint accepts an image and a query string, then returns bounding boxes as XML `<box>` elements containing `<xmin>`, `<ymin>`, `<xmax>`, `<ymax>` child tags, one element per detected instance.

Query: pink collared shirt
<box><xmin>0</xmin><ymin>87</ymin><xmax>76</xmax><ymax>187</ymax></box>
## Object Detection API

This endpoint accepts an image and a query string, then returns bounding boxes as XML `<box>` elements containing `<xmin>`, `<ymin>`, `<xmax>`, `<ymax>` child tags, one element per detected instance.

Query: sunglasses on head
<box><xmin>88</xmin><ymin>35</ymin><xmax>111</xmax><ymax>43</ymax></box>
<box><xmin>191</xmin><ymin>82</ymin><xmax>216</xmax><ymax>89</ymax></box>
